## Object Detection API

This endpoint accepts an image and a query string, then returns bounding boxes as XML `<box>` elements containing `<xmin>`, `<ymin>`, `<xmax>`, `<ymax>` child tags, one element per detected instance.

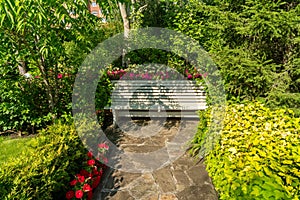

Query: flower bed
<box><xmin>106</xmin><ymin>69</ymin><xmax>207</xmax><ymax>80</ymax></box>
<box><xmin>66</xmin><ymin>143</ymin><xmax>109</xmax><ymax>200</ymax></box>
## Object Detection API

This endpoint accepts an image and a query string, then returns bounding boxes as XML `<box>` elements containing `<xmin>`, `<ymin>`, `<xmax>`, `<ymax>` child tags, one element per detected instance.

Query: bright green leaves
<box><xmin>193</xmin><ymin>102</ymin><xmax>300</xmax><ymax>199</ymax></box>
<box><xmin>0</xmin><ymin>123</ymin><xmax>87</xmax><ymax>199</ymax></box>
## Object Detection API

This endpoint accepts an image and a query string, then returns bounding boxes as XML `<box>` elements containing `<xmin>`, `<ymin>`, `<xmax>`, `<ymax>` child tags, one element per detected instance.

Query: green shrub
<box><xmin>166</xmin><ymin>0</ymin><xmax>300</xmax><ymax>105</ymax></box>
<box><xmin>0</xmin><ymin>122</ymin><xmax>86</xmax><ymax>200</ymax></box>
<box><xmin>192</xmin><ymin>102</ymin><xmax>300</xmax><ymax>199</ymax></box>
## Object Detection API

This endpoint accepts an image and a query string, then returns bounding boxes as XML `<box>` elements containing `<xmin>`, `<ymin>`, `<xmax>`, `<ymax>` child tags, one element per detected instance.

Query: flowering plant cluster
<box><xmin>106</xmin><ymin>69</ymin><xmax>207</xmax><ymax>80</ymax></box>
<box><xmin>65</xmin><ymin>143</ymin><xmax>109</xmax><ymax>200</ymax></box>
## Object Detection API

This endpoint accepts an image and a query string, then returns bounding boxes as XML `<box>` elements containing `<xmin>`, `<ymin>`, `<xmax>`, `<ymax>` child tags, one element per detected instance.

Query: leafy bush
<box><xmin>166</xmin><ymin>0</ymin><xmax>300</xmax><ymax>106</ymax></box>
<box><xmin>0</xmin><ymin>122</ymin><xmax>87</xmax><ymax>200</ymax></box>
<box><xmin>192</xmin><ymin>102</ymin><xmax>300</xmax><ymax>199</ymax></box>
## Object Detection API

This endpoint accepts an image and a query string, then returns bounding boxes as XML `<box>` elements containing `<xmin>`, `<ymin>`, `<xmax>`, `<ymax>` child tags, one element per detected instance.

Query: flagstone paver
<box><xmin>93</xmin><ymin>119</ymin><xmax>218</xmax><ymax>200</ymax></box>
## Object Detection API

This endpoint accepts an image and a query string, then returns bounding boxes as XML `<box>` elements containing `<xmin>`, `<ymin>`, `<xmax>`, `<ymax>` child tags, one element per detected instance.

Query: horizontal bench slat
<box><xmin>112</xmin><ymin>90</ymin><xmax>206</xmax><ymax>96</ymax></box>
<box><xmin>109</xmin><ymin>105</ymin><xmax>207</xmax><ymax>110</ymax></box>
<box><xmin>114</xmin><ymin>84</ymin><xmax>205</xmax><ymax>87</ymax></box>
<box><xmin>112</xmin><ymin>80</ymin><xmax>201</xmax><ymax>83</ymax></box>
<box><xmin>115</xmin><ymin>110</ymin><xmax>201</xmax><ymax>118</ymax></box>
<box><xmin>112</xmin><ymin>96</ymin><xmax>206</xmax><ymax>100</ymax></box>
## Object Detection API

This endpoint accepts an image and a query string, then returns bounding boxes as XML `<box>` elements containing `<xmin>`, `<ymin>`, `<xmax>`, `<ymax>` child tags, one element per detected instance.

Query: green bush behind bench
<box><xmin>0</xmin><ymin>123</ymin><xmax>86</xmax><ymax>200</ymax></box>
<box><xmin>192</xmin><ymin>102</ymin><xmax>300</xmax><ymax>199</ymax></box>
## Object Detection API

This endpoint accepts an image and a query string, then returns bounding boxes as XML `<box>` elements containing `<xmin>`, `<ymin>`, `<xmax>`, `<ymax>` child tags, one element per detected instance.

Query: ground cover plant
<box><xmin>191</xmin><ymin>102</ymin><xmax>300</xmax><ymax>199</ymax></box>
<box><xmin>0</xmin><ymin>136</ymin><xmax>35</xmax><ymax>165</ymax></box>
<box><xmin>0</xmin><ymin>123</ymin><xmax>88</xmax><ymax>200</ymax></box>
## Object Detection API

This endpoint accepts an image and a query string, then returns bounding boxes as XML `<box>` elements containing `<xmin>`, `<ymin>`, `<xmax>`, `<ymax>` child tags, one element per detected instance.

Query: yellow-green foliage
<box><xmin>0</xmin><ymin>123</ymin><xmax>86</xmax><ymax>200</ymax></box>
<box><xmin>194</xmin><ymin>102</ymin><xmax>300</xmax><ymax>199</ymax></box>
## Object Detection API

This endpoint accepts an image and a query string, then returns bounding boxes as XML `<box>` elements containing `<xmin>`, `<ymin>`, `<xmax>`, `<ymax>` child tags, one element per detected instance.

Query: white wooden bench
<box><xmin>106</xmin><ymin>80</ymin><xmax>207</xmax><ymax>122</ymax></box>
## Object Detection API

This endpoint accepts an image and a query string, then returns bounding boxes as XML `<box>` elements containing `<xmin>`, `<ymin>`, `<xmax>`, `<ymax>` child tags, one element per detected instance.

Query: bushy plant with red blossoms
<box><xmin>107</xmin><ymin>68</ymin><xmax>206</xmax><ymax>81</ymax></box>
<box><xmin>65</xmin><ymin>143</ymin><xmax>109</xmax><ymax>200</ymax></box>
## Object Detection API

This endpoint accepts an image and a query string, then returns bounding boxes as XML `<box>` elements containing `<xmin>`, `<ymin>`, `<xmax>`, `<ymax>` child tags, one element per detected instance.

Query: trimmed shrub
<box><xmin>0</xmin><ymin>122</ymin><xmax>86</xmax><ymax>200</ymax></box>
<box><xmin>192</xmin><ymin>102</ymin><xmax>300</xmax><ymax>199</ymax></box>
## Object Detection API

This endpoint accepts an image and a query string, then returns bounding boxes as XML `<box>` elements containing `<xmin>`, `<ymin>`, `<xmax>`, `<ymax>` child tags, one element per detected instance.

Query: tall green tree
<box><xmin>0</xmin><ymin>0</ymin><xmax>118</xmax><ymax>132</ymax></box>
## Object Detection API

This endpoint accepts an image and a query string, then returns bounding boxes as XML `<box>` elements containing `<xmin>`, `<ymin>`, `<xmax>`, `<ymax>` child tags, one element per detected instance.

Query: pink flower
<box><xmin>34</xmin><ymin>76</ymin><xmax>40</xmax><ymax>79</ymax></box>
<box><xmin>57</xmin><ymin>73</ymin><xmax>63</xmax><ymax>79</ymax></box>
<box><xmin>103</xmin><ymin>157</ymin><xmax>108</xmax><ymax>164</ymax></box>
<box><xmin>187</xmin><ymin>74</ymin><xmax>193</xmax><ymax>79</ymax></box>
<box><xmin>98</xmin><ymin>143</ymin><xmax>109</xmax><ymax>150</ymax></box>
<box><xmin>194</xmin><ymin>73</ymin><xmax>202</xmax><ymax>78</ymax></box>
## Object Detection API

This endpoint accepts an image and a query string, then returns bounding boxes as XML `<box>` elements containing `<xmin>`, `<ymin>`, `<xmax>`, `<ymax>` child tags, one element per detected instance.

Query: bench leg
<box><xmin>112</xmin><ymin>109</ymin><xmax>118</xmax><ymax>128</ymax></box>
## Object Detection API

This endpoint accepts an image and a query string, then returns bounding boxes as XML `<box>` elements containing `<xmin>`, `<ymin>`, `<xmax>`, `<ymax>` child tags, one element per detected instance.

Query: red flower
<box><xmin>70</xmin><ymin>179</ymin><xmax>77</xmax><ymax>186</ymax></box>
<box><xmin>34</xmin><ymin>76</ymin><xmax>40</xmax><ymax>79</ymax></box>
<box><xmin>87</xmin><ymin>151</ymin><xmax>93</xmax><ymax>158</ymax></box>
<box><xmin>80</xmin><ymin>169</ymin><xmax>90</xmax><ymax>177</ymax></box>
<box><xmin>57</xmin><ymin>73</ymin><xmax>63</xmax><ymax>79</ymax></box>
<box><xmin>92</xmin><ymin>175</ymin><xmax>101</xmax><ymax>189</ymax></box>
<box><xmin>87</xmin><ymin>191</ymin><xmax>93</xmax><ymax>200</ymax></box>
<box><xmin>187</xmin><ymin>74</ymin><xmax>193</xmax><ymax>79</ymax></box>
<box><xmin>87</xmin><ymin>159</ymin><xmax>95</xmax><ymax>166</ymax></box>
<box><xmin>66</xmin><ymin>190</ymin><xmax>74</xmax><ymax>199</ymax></box>
<box><xmin>77</xmin><ymin>174</ymin><xmax>85</xmax><ymax>183</ymax></box>
<box><xmin>92</xmin><ymin>168</ymin><xmax>99</xmax><ymax>175</ymax></box>
<box><xmin>75</xmin><ymin>190</ymin><xmax>84</xmax><ymax>199</ymax></box>
<box><xmin>83</xmin><ymin>183</ymin><xmax>92</xmax><ymax>192</ymax></box>
<box><xmin>98</xmin><ymin>143</ymin><xmax>109</xmax><ymax>150</ymax></box>
<box><xmin>194</xmin><ymin>73</ymin><xmax>202</xmax><ymax>78</ymax></box>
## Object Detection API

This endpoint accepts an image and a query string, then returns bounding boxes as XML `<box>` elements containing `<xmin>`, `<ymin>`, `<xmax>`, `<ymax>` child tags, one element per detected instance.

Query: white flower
<box><xmin>24</xmin><ymin>73</ymin><xmax>32</xmax><ymax>79</ymax></box>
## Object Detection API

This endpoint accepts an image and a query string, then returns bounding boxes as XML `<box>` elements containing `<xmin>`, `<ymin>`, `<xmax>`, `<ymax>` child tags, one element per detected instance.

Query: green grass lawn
<box><xmin>0</xmin><ymin>136</ymin><xmax>35</xmax><ymax>164</ymax></box>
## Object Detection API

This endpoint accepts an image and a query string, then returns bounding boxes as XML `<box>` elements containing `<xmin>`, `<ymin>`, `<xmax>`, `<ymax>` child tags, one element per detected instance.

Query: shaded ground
<box><xmin>93</xmin><ymin>119</ymin><xmax>218</xmax><ymax>200</ymax></box>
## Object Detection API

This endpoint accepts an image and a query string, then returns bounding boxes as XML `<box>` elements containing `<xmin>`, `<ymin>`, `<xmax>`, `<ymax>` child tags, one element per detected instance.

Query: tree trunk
<box><xmin>118</xmin><ymin>2</ymin><xmax>130</xmax><ymax>67</ymax></box>
<box><xmin>18</xmin><ymin>61</ymin><xmax>27</xmax><ymax>76</ymax></box>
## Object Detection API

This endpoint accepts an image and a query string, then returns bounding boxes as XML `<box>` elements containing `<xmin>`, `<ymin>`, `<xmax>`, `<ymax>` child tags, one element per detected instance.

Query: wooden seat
<box><xmin>106</xmin><ymin>80</ymin><xmax>207</xmax><ymax>121</ymax></box>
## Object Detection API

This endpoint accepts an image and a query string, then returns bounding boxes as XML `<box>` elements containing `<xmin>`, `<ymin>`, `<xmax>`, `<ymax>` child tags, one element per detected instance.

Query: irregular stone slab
<box><xmin>173</xmin><ymin>170</ymin><xmax>191</xmax><ymax>185</ymax></box>
<box><xmin>129</xmin><ymin>173</ymin><xmax>159</xmax><ymax>199</ymax></box>
<box><xmin>186</xmin><ymin>165</ymin><xmax>210</xmax><ymax>186</ymax></box>
<box><xmin>153</xmin><ymin>167</ymin><xmax>176</xmax><ymax>193</ymax></box>
<box><xmin>176</xmin><ymin>185</ymin><xmax>218</xmax><ymax>200</ymax></box>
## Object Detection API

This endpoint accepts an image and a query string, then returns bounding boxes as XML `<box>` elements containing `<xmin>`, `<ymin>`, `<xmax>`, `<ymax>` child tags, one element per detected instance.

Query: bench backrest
<box><xmin>110</xmin><ymin>80</ymin><xmax>207</xmax><ymax>111</ymax></box>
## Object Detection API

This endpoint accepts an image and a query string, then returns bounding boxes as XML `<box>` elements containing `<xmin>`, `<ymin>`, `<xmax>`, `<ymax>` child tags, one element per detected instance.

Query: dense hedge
<box><xmin>192</xmin><ymin>102</ymin><xmax>300</xmax><ymax>199</ymax></box>
<box><xmin>0</xmin><ymin>123</ymin><xmax>86</xmax><ymax>200</ymax></box>
<box><xmin>165</xmin><ymin>0</ymin><xmax>300</xmax><ymax>112</ymax></box>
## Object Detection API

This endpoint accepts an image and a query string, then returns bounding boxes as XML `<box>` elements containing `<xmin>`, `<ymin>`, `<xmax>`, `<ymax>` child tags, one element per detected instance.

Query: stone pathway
<box><xmin>93</xmin><ymin>119</ymin><xmax>218</xmax><ymax>200</ymax></box>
